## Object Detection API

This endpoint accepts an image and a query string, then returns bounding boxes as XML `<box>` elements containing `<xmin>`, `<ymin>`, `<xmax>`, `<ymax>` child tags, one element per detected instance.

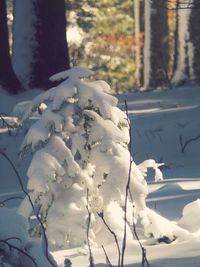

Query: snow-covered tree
<box><xmin>12</xmin><ymin>0</ymin><xmax>70</xmax><ymax>90</ymax></box>
<box><xmin>0</xmin><ymin>0</ymin><xmax>21</xmax><ymax>94</ymax></box>
<box><xmin>19</xmin><ymin>66</ymin><xmax>164</xmax><ymax>248</ymax></box>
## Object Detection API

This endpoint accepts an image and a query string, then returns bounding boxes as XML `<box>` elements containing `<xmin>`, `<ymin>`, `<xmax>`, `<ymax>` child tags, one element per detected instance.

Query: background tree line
<box><xmin>0</xmin><ymin>0</ymin><xmax>200</xmax><ymax>94</ymax></box>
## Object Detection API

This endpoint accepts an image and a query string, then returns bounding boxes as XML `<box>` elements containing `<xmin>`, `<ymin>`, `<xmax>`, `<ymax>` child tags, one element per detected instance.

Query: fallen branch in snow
<box><xmin>0</xmin><ymin>239</ymin><xmax>38</xmax><ymax>267</ymax></box>
<box><xmin>0</xmin><ymin>150</ymin><xmax>57</xmax><ymax>267</ymax></box>
<box><xmin>86</xmin><ymin>189</ymin><xmax>95</xmax><ymax>267</ymax></box>
<box><xmin>179</xmin><ymin>134</ymin><xmax>200</xmax><ymax>153</ymax></box>
<box><xmin>121</xmin><ymin>100</ymin><xmax>133</xmax><ymax>267</ymax></box>
<box><xmin>97</xmin><ymin>211</ymin><xmax>120</xmax><ymax>267</ymax></box>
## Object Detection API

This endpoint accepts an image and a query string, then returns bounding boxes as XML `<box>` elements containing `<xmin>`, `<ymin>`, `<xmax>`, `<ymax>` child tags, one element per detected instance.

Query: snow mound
<box><xmin>178</xmin><ymin>199</ymin><xmax>200</xmax><ymax>232</ymax></box>
<box><xmin>144</xmin><ymin>208</ymin><xmax>190</xmax><ymax>242</ymax></box>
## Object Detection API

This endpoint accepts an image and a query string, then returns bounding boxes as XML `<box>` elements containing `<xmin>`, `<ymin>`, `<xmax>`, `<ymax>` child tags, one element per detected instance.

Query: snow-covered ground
<box><xmin>0</xmin><ymin>85</ymin><xmax>200</xmax><ymax>266</ymax></box>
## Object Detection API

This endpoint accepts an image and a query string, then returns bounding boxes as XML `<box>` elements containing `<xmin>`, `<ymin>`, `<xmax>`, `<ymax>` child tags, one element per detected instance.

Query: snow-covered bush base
<box><xmin>19</xmin><ymin>66</ymin><xmax>165</xmax><ymax>249</ymax></box>
<box><xmin>0</xmin><ymin>207</ymin><xmax>53</xmax><ymax>267</ymax></box>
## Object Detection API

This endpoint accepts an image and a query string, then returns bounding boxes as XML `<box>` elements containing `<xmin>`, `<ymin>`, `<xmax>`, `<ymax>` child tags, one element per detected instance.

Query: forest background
<box><xmin>1</xmin><ymin>0</ymin><xmax>199</xmax><ymax>95</ymax></box>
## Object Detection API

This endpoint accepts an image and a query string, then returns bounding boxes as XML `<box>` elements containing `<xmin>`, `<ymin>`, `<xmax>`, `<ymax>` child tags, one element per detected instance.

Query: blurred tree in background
<box><xmin>143</xmin><ymin>0</ymin><xmax>169</xmax><ymax>88</ymax></box>
<box><xmin>66</xmin><ymin>0</ymin><xmax>135</xmax><ymax>93</ymax></box>
<box><xmin>12</xmin><ymin>0</ymin><xmax>70</xmax><ymax>90</ymax></box>
<box><xmin>0</xmin><ymin>0</ymin><xmax>21</xmax><ymax>93</ymax></box>
<box><xmin>2</xmin><ymin>0</ymin><xmax>200</xmax><ymax>94</ymax></box>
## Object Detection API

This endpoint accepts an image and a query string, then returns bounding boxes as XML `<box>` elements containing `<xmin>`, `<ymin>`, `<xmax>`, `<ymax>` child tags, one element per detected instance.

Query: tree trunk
<box><xmin>0</xmin><ymin>0</ymin><xmax>21</xmax><ymax>94</ymax></box>
<box><xmin>188</xmin><ymin>0</ymin><xmax>200</xmax><ymax>83</ymax></box>
<box><xmin>172</xmin><ymin>0</ymin><xmax>180</xmax><ymax>74</ymax></box>
<box><xmin>143</xmin><ymin>0</ymin><xmax>169</xmax><ymax>89</ymax></box>
<box><xmin>172</xmin><ymin>1</ymin><xmax>193</xmax><ymax>85</ymax></box>
<box><xmin>13</xmin><ymin>0</ymin><xmax>70</xmax><ymax>90</ymax></box>
<box><xmin>134</xmin><ymin>0</ymin><xmax>144</xmax><ymax>88</ymax></box>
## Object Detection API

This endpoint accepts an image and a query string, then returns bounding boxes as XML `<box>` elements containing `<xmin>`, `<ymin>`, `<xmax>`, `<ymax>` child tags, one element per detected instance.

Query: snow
<box><xmin>0</xmin><ymin>207</ymin><xmax>53</xmax><ymax>267</ymax></box>
<box><xmin>66</xmin><ymin>27</ymin><xmax>84</xmax><ymax>46</ymax></box>
<box><xmin>1</xmin><ymin>82</ymin><xmax>200</xmax><ymax>266</ymax></box>
<box><xmin>49</xmin><ymin>66</ymin><xmax>94</xmax><ymax>82</ymax></box>
<box><xmin>178</xmin><ymin>199</ymin><xmax>200</xmax><ymax>232</ymax></box>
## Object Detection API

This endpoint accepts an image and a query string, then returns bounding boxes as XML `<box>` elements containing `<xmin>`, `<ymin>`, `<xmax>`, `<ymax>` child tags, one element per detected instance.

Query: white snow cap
<box><xmin>49</xmin><ymin>66</ymin><xmax>94</xmax><ymax>82</ymax></box>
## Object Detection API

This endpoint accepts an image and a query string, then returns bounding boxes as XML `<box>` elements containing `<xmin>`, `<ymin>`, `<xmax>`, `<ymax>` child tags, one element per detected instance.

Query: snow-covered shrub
<box><xmin>0</xmin><ymin>207</ymin><xmax>54</xmax><ymax>267</ymax></box>
<box><xmin>19</xmin><ymin>66</ymin><xmax>162</xmax><ymax>248</ymax></box>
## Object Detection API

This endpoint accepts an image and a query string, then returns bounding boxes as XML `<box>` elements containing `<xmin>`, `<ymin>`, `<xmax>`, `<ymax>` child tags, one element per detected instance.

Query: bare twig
<box><xmin>0</xmin><ymin>239</ymin><xmax>38</xmax><ymax>267</ymax></box>
<box><xmin>101</xmin><ymin>245</ymin><xmax>113</xmax><ymax>267</ymax></box>
<box><xmin>121</xmin><ymin>100</ymin><xmax>133</xmax><ymax>267</ymax></box>
<box><xmin>97</xmin><ymin>211</ymin><xmax>120</xmax><ymax>267</ymax></box>
<box><xmin>0</xmin><ymin>150</ymin><xmax>57</xmax><ymax>267</ymax></box>
<box><xmin>123</xmin><ymin>101</ymin><xmax>150</xmax><ymax>267</ymax></box>
<box><xmin>0</xmin><ymin>196</ymin><xmax>24</xmax><ymax>207</ymax></box>
<box><xmin>86</xmin><ymin>189</ymin><xmax>95</xmax><ymax>267</ymax></box>
<box><xmin>132</xmin><ymin>208</ymin><xmax>150</xmax><ymax>267</ymax></box>
<box><xmin>179</xmin><ymin>134</ymin><xmax>200</xmax><ymax>153</ymax></box>
<box><xmin>4</xmin><ymin>237</ymin><xmax>22</xmax><ymax>243</ymax></box>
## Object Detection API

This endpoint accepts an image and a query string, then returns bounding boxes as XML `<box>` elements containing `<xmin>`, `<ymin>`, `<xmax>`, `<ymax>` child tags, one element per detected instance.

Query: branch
<box><xmin>123</xmin><ymin>101</ymin><xmax>150</xmax><ymax>267</ymax></box>
<box><xmin>0</xmin><ymin>150</ymin><xmax>57</xmax><ymax>267</ymax></box>
<box><xmin>97</xmin><ymin>211</ymin><xmax>120</xmax><ymax>267</ymax></box>
<box><xmin>121</xmin><ymin>100</ymin><xmax>133</xmax><ymax>267</ymax></box>
<box><xmin>179</xmin><ymin>134</ymin><xmax>200</xmax><ymax>153</ymax></box>
<box><xmin>132</xmin><ymin>207</ymin><xmax>150</xmax><ymax>267</ymax></box>
<box><xmin>0</xmin><ymin>239</ymin><xmax>38</xmax><ymax>267</ymax></box>
<box><xmin>86</xmin><ymin>189</ymin><xmax>95</xmax><ymax>267</ymax></box>
<box><xmin>0</xmin><ymin>196</ymin><xmax>24</xmax><ymax>207</ymax></box>
<box><xmin>101</xmin><ymin>245</ymin><xmax>113</xmax><ymax>267</ymax></box>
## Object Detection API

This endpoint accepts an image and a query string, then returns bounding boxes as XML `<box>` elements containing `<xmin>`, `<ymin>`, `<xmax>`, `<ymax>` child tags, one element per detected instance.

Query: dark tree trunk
<box><xmin>144</xmin><ymin>0</ymin><xmax>169</xmax><ymax>89</ymax></box>
<box><xmin>173</xmin><ymin>0</ymin><xmax>180</xmax><ymax>74</ymax></box>
<box><xmin>13</xmin><ymin>0</ymin><xmax>70</xmax><ymax>90</ymax></box>
<box><xmin>134</xmin><ymin>0</ymin><xmax>144</xmax><ymax>88</ymax></box>
<box><xmin>189</xmin><ymin>0</ymin><xmax>200</xmax><ymax>83</ymax></box>
<box><xmin>0</xmin><ymin>0</ymin><xmax>21</xmax><ymax>94</ymax></box>
<box><xmin>172</xmin><ymin>2</ymin><xmax>193</xmax><ymax>85</ymax></box>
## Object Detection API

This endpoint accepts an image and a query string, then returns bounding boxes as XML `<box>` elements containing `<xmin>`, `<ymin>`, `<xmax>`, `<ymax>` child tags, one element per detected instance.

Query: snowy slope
<box><xmin>0</xmin><ymin>85</ymin><xmax>200</xmax><ymax>266</ymax></box>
